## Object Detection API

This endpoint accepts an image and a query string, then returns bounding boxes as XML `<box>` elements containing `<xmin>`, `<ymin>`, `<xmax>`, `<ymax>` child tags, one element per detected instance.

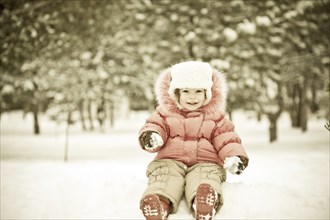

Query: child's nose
<box><xmin>188</xmin><ymin>95</ymin><xmax>197</xmax><ymax>100</ymax></box>
<box><xmin>189</xmin><ymin>93</ymin><xmax>197</xmax><ymax>98</ymax></box>
<box><xmin>187</xmin><ymin>94</ymin><xmax>194</xmax><ymax>98</ymax></box>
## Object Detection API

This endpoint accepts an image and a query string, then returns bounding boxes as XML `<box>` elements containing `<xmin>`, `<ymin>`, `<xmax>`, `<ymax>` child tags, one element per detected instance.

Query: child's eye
<box><xmin>196</xmin><ymin>90</ymin><xmax>203</xmax><ymax>93</ymax></box>
<box><xmin>181</xmin><ymin>90</ymin><xmax>189</xmax><ymax>93</ymax></box>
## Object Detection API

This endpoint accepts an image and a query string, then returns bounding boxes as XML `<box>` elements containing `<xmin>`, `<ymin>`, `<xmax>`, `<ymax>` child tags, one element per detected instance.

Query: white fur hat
<box><xmin>169</xmin><ymin>61</ymin><xmax>213</xmax><ymax>107</ymax></box>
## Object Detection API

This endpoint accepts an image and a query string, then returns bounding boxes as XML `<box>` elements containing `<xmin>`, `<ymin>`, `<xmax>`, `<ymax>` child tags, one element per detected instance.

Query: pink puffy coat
<box><xmin>139</xmin><ymin>67</ymin><xmax>249</xmax><ymax>167</ymax></box>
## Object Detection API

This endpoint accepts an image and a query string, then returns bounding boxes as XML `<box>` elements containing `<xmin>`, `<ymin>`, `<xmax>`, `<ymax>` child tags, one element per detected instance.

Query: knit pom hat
<box><xmin>168</xmin><ymin>61</ymin><xmax>213</xmax><ymax>108</ymax></box>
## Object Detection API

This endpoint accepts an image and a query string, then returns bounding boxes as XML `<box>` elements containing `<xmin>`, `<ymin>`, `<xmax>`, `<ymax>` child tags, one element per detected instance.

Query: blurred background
<box><xmin>1</xmin><ymin>0</ymin><xmax>329</xmax><ymax>142</ymax></box>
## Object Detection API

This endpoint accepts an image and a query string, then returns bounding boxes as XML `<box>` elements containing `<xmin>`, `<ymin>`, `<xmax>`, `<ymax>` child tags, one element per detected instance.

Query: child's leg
<box><xmin>185</xmin><ymin>163</ymin><xmax>226</xmax><ymax>215</ymax></box>
<box><xmin>140</xmin><ymin>159</ymin><xmax>186</xmax><ymax>214</ymax></box>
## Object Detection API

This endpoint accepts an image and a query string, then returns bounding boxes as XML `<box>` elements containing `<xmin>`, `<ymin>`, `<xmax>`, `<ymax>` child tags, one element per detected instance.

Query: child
<box><xmin>138</xmin><ymin>61</ymin><xmax>249</xmax><ymax>220</ymax></box>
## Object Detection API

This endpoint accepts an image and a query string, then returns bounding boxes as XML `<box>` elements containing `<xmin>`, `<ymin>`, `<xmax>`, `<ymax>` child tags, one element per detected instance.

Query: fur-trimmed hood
<box><xmin>154</xmin><ymin>65</ymin><xmax>228</xmax><ymax>117</ymax></box>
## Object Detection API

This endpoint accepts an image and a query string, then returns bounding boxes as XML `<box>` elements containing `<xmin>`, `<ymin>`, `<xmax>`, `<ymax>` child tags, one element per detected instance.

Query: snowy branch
<box><xmin>325</xmin><ymin>122</ymin><xmax>330</xmax><ymax>132</ymax></box>
<box><xmin>7</xmin><ymin>1</ymin><xmax>53</xmax><ymax>16</ymax></box>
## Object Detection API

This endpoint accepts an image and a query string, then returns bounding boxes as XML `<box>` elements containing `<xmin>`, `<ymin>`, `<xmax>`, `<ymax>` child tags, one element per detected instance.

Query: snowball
<box><xmin>224</xmin><ymin>156</ymin><xmax>241</xmax><ymax>173</ymax></box>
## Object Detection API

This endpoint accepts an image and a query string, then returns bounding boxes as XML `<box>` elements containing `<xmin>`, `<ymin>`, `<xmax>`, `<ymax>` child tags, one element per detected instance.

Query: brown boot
<box><xmin>194</xmin><ymin>183</ymin><xmax>218</xmax><ymax>220</ymax></box>
<box><xmin>140</xmin><ymin>194</ymin><xmax>170</xmax><ymax>220</ymax></box>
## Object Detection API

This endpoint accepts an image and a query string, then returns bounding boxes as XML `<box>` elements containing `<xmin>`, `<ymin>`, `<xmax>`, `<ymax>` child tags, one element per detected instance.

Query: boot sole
<box><xmin>195</xmin><ymin>183</ymin><xmax>216</xmax><ymax>220</ymax></box>
<box><xmin>141</xmin><ymin>194</ymin><xmax>163</xmax><ymax>220</ymax></box>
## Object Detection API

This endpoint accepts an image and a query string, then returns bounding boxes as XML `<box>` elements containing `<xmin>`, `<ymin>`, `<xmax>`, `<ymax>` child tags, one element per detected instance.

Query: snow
<box><xmin>210</xmin><ymin>59</ymin><xmax>230</xmax><ymax>71</ymax></box>
<box><xmin>237</xmin><ymin>20</ymin><xmax>256</xmax><ymax>35</ymax></box>
<box><xmin>223</xmin><ymin>156</ymin><xmax>242</xmax><ymax>174</ymax></box>
<box><xmin>223</xmin><ymin>28</ymin><xmax>238</xmax><ymax>43</ymax></box>
<box><xmin>1</xmin><ymin>111</ymin><xmax>329</xmax><ymax>219</ymax></box>
<box><xmin>256</xmin><ymin>16</ymin><xmax>271</xmax><ymax>27</ymax></box>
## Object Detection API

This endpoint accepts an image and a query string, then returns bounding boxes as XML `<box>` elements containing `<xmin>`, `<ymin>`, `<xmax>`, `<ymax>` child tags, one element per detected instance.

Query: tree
<box><xmin>1</xmin><ymin>0</ymin><xmax>328</xmax><ymax>141</ymax></box>
<box><xmin>1</xmin><ymin>0</ymin><xmax>151</xmax><ymax>133</ymax></box>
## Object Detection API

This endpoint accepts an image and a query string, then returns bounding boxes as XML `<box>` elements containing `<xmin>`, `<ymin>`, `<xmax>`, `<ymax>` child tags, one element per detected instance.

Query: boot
<box><xmin>140</xmin><ymin>194</ymin><xmax>170</xmax><ymax>220</ymax></box>
<box><xmin>194</xmin><ymin>183</ymin><xmax>218</xmax><ymax>220</ymax></box>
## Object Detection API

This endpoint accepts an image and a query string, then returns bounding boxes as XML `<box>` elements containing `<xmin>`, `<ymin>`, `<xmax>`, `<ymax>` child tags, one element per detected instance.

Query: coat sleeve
<box><xmin>212</xmin><ymin>118</ymin><xmax>249</xmax><ymax>166</ymax></box>
<box><xmin>139</xmin><ymin>111</ymin><xmax>168</xmax><ymax>152</ymax></box>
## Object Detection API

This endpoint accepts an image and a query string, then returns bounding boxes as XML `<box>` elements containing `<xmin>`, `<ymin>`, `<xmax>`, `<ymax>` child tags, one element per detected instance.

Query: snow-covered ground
<box><xmin>1</xmin><ymin>111</ymin><xmax>329</xmax><ymax>219</ymax></box>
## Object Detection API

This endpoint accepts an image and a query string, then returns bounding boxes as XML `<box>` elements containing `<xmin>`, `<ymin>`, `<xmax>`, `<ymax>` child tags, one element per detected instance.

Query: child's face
<box><xmin>178</xmin><ymin>88</ymin><xmax>206</xmax><ymax>111</ymax></box>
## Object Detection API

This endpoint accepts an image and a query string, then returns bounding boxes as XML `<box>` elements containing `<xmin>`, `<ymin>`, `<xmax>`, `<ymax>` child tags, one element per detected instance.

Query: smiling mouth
<box><xmin>187</xmin><ymin>102</ymin><xmax>199</xmax><ymax>105</ymax></box>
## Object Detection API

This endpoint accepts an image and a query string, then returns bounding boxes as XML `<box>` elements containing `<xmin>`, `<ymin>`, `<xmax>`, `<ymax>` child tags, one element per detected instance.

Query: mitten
<box><xmin>223</xmin><ymin>156</ymin><xmax>247</xmax><ymax>175</ymax></box>
<box><xmin>139</xmin><ymin>131</ymin><xmax>164</xmax><ymax>150</ymax></box>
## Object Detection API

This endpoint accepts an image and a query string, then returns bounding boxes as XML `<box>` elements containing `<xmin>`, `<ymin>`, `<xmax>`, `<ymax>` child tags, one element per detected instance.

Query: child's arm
<box><xmin>212</xmin><ymin>117</ymin><xmax>249</xmax><ymax>173</ymax></box>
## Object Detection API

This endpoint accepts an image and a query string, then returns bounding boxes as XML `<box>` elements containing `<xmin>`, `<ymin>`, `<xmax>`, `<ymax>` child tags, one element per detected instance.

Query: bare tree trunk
<box><xmin>77</xmin><ymin>99</ymin><xmax>86</xmax><ymax>131</ymax></box>
<box><xmin>263</xmin><ymin>82</ymin><xmax>284</xmax><ymax>143</ymax></box>
<box><xmin>97</xmin><ymin>97</ymin><xmax>106</xmax><ymax>132</ymax></box>
<box><xmin>289</xmin><ymin>80</ymin><xmax>309</xmax><ymax>131</ymax></box>
<box><xmin>310</xmin><ymin>74</ymin><xmax>319</xmax><ymax>113</ymax></box>
<box><xmin>257</xmin><ymin>111</ymin><xmax>262</xmax><ymax>122</ymax></box>
<box><xmin>188</xmin><ymin>41</ymin><xmax>195</xmax><ymax>59</ymax></box>
<box><xmin>64</xmin><ymin>111</ymin><xmax>71</xmax><ymax>162</ymax></box>
<box><xmin>289</xmin><ymin>84</ymin><xmax>300</xmax><ymax>128</ymax></box>
<box><xmin>32</xmin><ymin>104</ymin><xmax>40</xmax><ymax>135</ymax></box>
<box><xmin>268</xmin><ymin>113</ymin><xmax>280</xmax><ymax>142</ymax></box>
<box><xmin>108</xmin><ymin>101</ymin><xmax>114</xmax><ymax>127</ymax></box>
<box><xmin>87</xmin><ymin>99</ymin><xmax>94</xmax><ymax>130</ymax></box>
<box><xmin>228</xmin><ymin>110</ymin><xmax>233</xmax><ymax>121</ymax></box>
<box><xmin>299</xmin><ymin>79</ymin><xmax>308</xmax><ymax>132</ymax></box>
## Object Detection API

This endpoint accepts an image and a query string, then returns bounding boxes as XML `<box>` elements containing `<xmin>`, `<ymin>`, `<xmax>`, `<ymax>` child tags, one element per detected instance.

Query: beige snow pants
<box><xmin>141</xmin><ymin>159</ymin><xmax>226</xmax><ymax>213</ymax></box>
